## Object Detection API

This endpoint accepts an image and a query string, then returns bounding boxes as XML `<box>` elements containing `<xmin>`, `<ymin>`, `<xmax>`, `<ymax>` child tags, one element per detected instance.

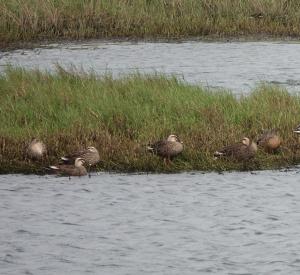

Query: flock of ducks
<box><xmin>213</xmin><ymin>128</ymin><xmax>283</xmax><ymax>161</ymax></box>
<box><xmin>26</xmin><ymin>125</ymin><xmax>300</xmax><ymax>177</ymax></box>
<box><xmin>27</xmin><ymin>140</ymin><xmax>100</xmax><ymax>177</ymax></box>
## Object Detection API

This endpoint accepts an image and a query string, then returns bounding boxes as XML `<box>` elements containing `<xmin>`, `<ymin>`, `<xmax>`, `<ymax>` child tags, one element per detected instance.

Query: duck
<box><xmin>49</xmin><ymin>158</ymin><xmax>87</xmax><ymax>177</ymax></box>
<box><xmin>61</xmin><ymin>146</ymin><xmax>100</xmax><ymax>175</ymax></box>
<box><xmin>147</xmin><ymin>134</ymin><xmax>183</xmax><ymax>164</ymax></box>
<box><xmin>256</xmin><ymin>129</ymin><xmax>281</xmax><ymax>153</ymax></box>
<box><xmin>26</xmin><ymin>138</ymin><xmax>47</xmax><ymax>160</ymax></box>
<box><xmin>61</xmin><ymin>146</ymin><xmax>100</xmax><ymax>166</ymax></box>
<box><xmin>214</xmin><ymin>137</ymin><xmax>257</xmax><ymax>161</ymax></box>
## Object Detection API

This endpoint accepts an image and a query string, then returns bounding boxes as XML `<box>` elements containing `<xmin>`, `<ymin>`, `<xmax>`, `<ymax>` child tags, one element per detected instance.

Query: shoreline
<box><xmin>0</xmin><ymin>151</ymin><xmax>298</xmax><ymax>175</ymax></box>
<box><xmin>0</xmin><ymin>163</ymin><xmax>297</xmax><ymax>176</ymax></box>
<box><xmin>2</xmin><ymin>35</ymin><xmax>300</xmax><ymax>51</ymax></box>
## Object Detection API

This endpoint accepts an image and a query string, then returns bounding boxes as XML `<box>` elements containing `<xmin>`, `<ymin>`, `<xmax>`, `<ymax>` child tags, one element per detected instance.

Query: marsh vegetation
<box><xmin>1</xmin><ymin>0</ymin><xmax>300</xmax><ymax>48</ymax></box>
<box><xmin>1</xmin><ymin>67</ymin><xmax>300</xmax><ymax>173</ymax></box>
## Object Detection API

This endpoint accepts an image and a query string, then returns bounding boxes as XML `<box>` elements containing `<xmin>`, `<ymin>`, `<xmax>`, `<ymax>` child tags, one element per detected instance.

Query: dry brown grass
<box><xmin>1</xmin><ymin>0</ymin><xmax>300</xmax><ymax>47</ymax></box>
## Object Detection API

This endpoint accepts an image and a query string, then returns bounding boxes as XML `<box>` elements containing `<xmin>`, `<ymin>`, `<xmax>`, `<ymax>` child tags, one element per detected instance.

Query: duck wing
<box><xmin>148</xmin><ymin>139</ymin><xmax>166</xmax><ymax>153</ymax></box>
<box><xmin>214</xmin><ymin>142</ymin><xmax>246</xmax><ymax>158</ymax></box>
<box><xmin>61</xmin><ymin>149</ymin><xmax>89</xmax><ymax>163</ymax></box>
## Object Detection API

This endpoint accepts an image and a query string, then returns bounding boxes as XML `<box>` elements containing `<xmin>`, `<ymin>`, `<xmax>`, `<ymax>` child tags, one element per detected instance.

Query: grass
<box><xmin>1</xmin><ymin>66</ymin><xmax>300</xmax><ymax>174</ymax></box>
<box><xmin>2</xmin><ymin>0</ymin><xmax>300</xmax><ymax>48</ymax></box>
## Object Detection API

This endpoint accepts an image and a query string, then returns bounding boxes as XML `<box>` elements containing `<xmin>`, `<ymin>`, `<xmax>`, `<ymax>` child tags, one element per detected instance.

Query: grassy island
<box><xmin>1</xmin><ymin>67</ymin><xmax>300</xmax><ymax>174</ymax></box>
<box><xmin>2</xmin><ymin>0</ymin><xmax>300</xmax><ymax>48</ymax></box>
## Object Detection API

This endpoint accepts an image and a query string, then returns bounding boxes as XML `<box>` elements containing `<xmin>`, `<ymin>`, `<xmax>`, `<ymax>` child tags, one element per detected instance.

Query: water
<box><xmin>1</xmin><ymin>171</ymin><xmax>300</xmax><ymax>274</ymax></box>
<box><xmin>2</xmin><ymin>40</ymin><xmax>300</xmax><ymax>273</ymax></box>
<box><xmin>2</xmin><ymin>40</ymin><xmax>300</xmax><ymax>93</ymax></box>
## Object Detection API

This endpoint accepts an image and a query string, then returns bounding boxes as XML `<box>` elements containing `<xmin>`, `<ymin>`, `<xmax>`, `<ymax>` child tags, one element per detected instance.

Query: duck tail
<box><xmin>213</xmin><ymin>151</ymin><xmax>224</xmax><ymax>159</ymax></box>
<box><xmin>147</xmin><ymin>145</ymin><xmax>154</xmax><ymax>152</ymax></box>
<box><xmin>293</xmin><ymin>123</ymin><xmax>300</xmax><ymax>133</ymax></box>
<box><xmin>61</xmin><ymin>156</ymin><xmax>69</xmax><ymax>161</ymax></box>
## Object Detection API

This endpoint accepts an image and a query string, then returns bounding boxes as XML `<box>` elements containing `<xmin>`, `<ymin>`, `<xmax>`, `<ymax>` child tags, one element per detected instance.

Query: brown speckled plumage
<box><xmin>49</xmin><ymin>158</ymin><xmax>87</xmax><ymax>177</ymax></box>
<box><xmin>26</xmin><ymin>138</ymin><xmax>47</xmax><ymax>160</ymax></box>
<box><xmin>257</xmin><ymin>129</ymin><xmax>281</xmax><ymax>153</ymax></box>
<box><xmin>214</xmin><ymin>137</ymin><xmax>257</xmax><ymax>161</ymax></box>
<box><xmin>147</xmin><ymin>135</ymin><xmax>183</xmax><ymax>163</ymax></box>
<box><xmin>61</xmin><ymin>146</ymin><xmax>100</xmax><ymax>167</ymax></box>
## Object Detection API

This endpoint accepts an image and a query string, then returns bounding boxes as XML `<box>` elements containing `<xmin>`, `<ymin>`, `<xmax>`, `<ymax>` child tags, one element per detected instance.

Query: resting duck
<box><xmin>26</xmin><ymin>138</ymin><xmax>47</xmax><ymax>160</ymax></box>
<box><xmin>256</xmin><ymin>129</ymin><xmax>281</xmax><ymax>153</ymax></box>
<box><xmin>147</xmin><ymin>134</ymin><xmax>183</xmax><ymax>164</ymax></box>
<box><xmin>61</xmin><ymin>146</ymin><xmax>100</xmax><ymax>175</ymax></box>
<box><xmin>214</xmin><ymin>137</ymin><xmax>257</xmax><ymax>161</ymax></box>
<box><xmin>49</xmin><ymin>158</ymin><xmax>87</xmax><ymax>177</ymax></box>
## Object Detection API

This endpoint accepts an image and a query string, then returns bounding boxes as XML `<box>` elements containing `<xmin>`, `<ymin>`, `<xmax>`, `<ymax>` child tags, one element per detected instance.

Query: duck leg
<box><xmin>242</xmin><ymin>161</ymin><xmax>247</xmax><ymax>171</ymax></box>
<box><xmin>88</xmin><ymin>165</ymin><xmax>91</xmax><ymax>178</ymax></box>
<box><xmin>163</xmin><ymin>158</ymin><xmax>167</xmax><ymax>166</ymax></box>
<box><xmin>164</xmin><ymin>157</ymin><xmax>171</xmax><ymax>166</ymax></box>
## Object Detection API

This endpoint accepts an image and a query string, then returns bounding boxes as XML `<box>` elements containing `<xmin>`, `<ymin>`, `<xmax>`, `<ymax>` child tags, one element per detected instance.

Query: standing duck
<box><xmin>49</xmin><ymin>158</ymin><xmax>87</xmax><ymax>177</ymax></box>
<box><xmin>256</xmin><ymin>129</ymin><xmax>281</xmax><ymax>153</ymax></box>
<box><xmin>147</xmin><ymin>134</ymin><xmax>183</xmax><ymax>164</ymax></box>
<box><xmin>26</xmin><ymin>138</ymin><xmax>47</xmax><ymax>160</ymax></box>
<box><xmin>214</xmin><ymin>137</ymin><xmax>257</xmax><ymax>161</ymax></box>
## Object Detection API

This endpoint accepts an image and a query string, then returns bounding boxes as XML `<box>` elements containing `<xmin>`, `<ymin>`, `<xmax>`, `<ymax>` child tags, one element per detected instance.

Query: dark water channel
<box><xmin>1</xmin><ymin>171</ymin><xmax>300</xmax><ymax>274</ymax></box>
<box><xmin>2</xmin><ymin>40</ymin><xmax>300</xmax><ymax>93</ymax></box>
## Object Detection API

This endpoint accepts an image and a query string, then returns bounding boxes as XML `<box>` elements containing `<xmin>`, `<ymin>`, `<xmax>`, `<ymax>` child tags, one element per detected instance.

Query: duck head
<box><xmin>87</xmin><ymin>146</ymin><xmax>98</xmax><ymax>153</ymax></box>
<box><xmin>167</xmin><ymin>134</ymin><xmax>183</xmax><ymax>144</ymax></box>
<box><xmin>242</xmin><ymin>137</ymin><xmax>250</xmax><ymax>146</ymax></box>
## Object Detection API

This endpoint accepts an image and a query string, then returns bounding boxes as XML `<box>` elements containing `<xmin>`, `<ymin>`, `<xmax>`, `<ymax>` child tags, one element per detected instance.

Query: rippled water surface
<box><xmin>1</xmin><ymin>171</ymin><xmax>300</xmax><ymax>274</ymax></box>
<box><xmin>2</xmin><ymin>41</ymin><xmax>300</xmax><ymax>93</ymax></box>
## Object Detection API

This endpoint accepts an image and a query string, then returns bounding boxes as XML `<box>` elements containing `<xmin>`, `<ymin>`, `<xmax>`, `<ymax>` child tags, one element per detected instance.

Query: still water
<box><xmin>1</xmin><ymin>40</ymin><xmax>300</xmax><ymax>93</ymax></box>
<box><xmin>1</xmin><ymin>171</ymin><xmax>300</xmax><ymax>274</ymax></box>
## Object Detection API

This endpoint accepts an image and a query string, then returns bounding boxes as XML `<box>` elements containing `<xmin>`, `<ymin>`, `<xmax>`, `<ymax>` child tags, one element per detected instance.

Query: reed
<box><xmin>1</xmin><ymin>66</ymin><xmax>300</xmax><ymax>173</ymax></box>
<box><xmin>1</xmin><ymin>0</ymin><xmax>300</xmax><ymax>48</ymax></box>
